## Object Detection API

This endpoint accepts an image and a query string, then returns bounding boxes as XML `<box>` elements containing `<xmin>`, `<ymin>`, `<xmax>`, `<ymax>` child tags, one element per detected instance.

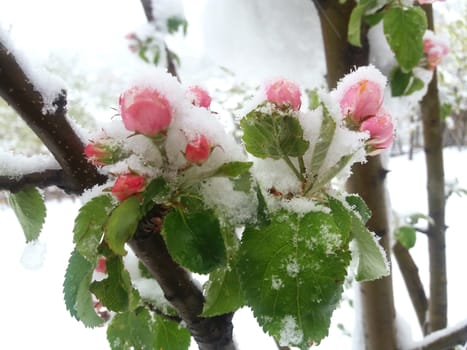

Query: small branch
<box><xmin>408</xmin><ymin>319</ymin><xmax>467</xmax><ymax>350</ymax></box>
<box><xmin>393</xmin><ymin>241</ymin><xmax>428</xmax><ymax>333</ymax></box>
<box><xmin>128</xmin><ymin>205</ymin><xmax>236</xmax><ymax>350</ymax></box>
<box><xmin>144</xmin><ymin>302</ymin><xmax>182</xmax><ymax>323</ymax></box>
<box><xmin>0</xmin><ymin>169</ymin><xmax>77</xmax><ymax>193</ymax></box>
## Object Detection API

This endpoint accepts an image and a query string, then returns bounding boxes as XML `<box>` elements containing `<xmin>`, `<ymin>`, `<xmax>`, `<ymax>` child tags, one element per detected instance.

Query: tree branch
<box><xmin>0</xmin><ymin>169</ymin><xmax>75</xmax><ymax>193</ymax></box>
<box><xmin>0</xmin><ymin>35</ymin><xmax>107</xmax><ymax>194</ymax></box>
<box><xmin>393</xmin><ymin>241</ymin><xmax>428</xmax><ymax>333</ymax></box>
<box><xmin>408</xmin><ymin>319</ymin><xmax>467</xmax><ymax>350</ymax></box>
<box><xmin>128</xmin><ymin>205</ymin><xmax>235</xmax><ymax>350</ymax></box>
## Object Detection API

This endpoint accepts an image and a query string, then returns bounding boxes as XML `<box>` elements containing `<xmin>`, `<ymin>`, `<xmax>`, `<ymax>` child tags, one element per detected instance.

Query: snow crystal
<box><xmin>271</xmin><ymin>275</ymin><xmax>284</xmax><ymax>290</ymax></box>
<box><xmin>319</xmin><ymin>223</ymin><xmax>343</xmax><ymax>255</ymax></box>
<box><xmin>279</xmin><ymin>197</ymin><xmax>330</xmax><ymax>216</ymax></box>
<box><xmin>0</xmin><ymin>150</ymin><xmax>60</xmax><ymax>176</ymax></box>
<box><xmin>285</xmin><ymin>256</ymin><xmax>300</xmax><ymax>278</ymax></box>
<box><xmin>279</xmin><ymin>315</ymin><xmax>304</xmax><ymax>346</ymax></box>
<box><xmin>252</xmin><ymin>158</ymin><xmax>302</xmax><ymax>196</ymax></box>
<box><xmin>20</xmin><ymin>240</ymin><xmax>47</xmax><ymax>270</ymax></box>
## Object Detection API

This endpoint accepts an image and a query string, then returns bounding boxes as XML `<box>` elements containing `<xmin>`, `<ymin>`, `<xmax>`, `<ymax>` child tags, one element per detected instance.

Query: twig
<box><xmin>0</xmin><ymin>169</ymin><xmax>76</xmax><ymax>193</ymax></box>
<box><xmin>144</xmin><ymin>302</ymin><xmax>182</xmax><ymax>323</ymax></box>
<box><xmin>408</xmin><ymin>319</ymin><xmax>467</xmax><ymax>350</ymax></box>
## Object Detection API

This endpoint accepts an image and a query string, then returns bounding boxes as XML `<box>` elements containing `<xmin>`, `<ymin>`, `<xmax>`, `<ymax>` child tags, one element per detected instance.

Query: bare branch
<box><xmin>0</xmin><ymin>35</ymin><xmax>107</xmax><ymax>194</ymax></box>
<box><xmin>128</xmin><ymin>205</ymin><xmax>236</xmax><ymax>350</ymax></box>
<box><xmin>0</xmin><ymin>169</ymin><xmax>75</xmax><ymax>193</ymax></box>
<box><xmin>393</xmin><ymin>241</ymin><xmax>428</xmax><ymax>333</ymax></box>
<box><xmin>408</xmin><ymin>319</ymin><xmax>467</xmax><ymax>350</ymax></box>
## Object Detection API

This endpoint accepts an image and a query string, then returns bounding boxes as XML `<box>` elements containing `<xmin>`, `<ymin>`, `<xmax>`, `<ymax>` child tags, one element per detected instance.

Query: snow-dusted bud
<box><xmin>111</xmin><ymin>174</ymin><xmax>146</xmax><ymax>202</ymax></box>
<box><xmin>95</xmin><ymin>257</ymin><xmax>107</xmax><ymax>274</ymax></box>
<box><xmin>340</xmin><ymin>79</ymin><xmax>383</xmax><ymax>122</ymax></box>
<box><xmin>423</xmin><ymin>31</ymin><xmax>448</xmax><ymax>71</ymax></box>
<box><xmin>185</xmin><ymin>134</ymin><xmax>211</xmax><ymax>164</ymax></box>
<box><xmin>188</xmin><ymin>85</ymin><xmax>212</xmax><ymax>108</ymax></box>
<box><xmin>265</xmin><ymin>79</ymin><xmax>301</xmax><ymax>111</ymax></box>
<box><xmin>360</xmin><ymin>111</ymin><xmax>394</xmax><ymax>156</ymax></box>
<box><xmin>84</xmin><ymin>139</ymin><xmax>124</xmax><ymax>166</ymax></box>
<box><xmin>119</xmin><ymin>87</ymin><xmax>172</xmax><ymax>136</ymax></box>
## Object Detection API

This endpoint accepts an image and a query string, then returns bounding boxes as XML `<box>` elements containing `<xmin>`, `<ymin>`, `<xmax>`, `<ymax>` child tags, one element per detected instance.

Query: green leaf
<box><xmin>153</xmin><ymin>315</ymin><xmax>191</xmax><ymax>350</ymax></box>
<box><xmin>240</xmin><ymin>107</ymin><xmax>309</xmax><ymax>160</ymax></box>
<box><xmin>162</xmin><ymin>206</ymin><xmax>226</xmax><ymax>274</ymax></box>
<box><xmin>107</xmin><ymin>308</ymin><xmax>154</xmax><ymax>350</ymax></box>
<box><xmin>307</xmin><ymin>153</ymin><xmax>354</xmax><ymax>194</ymax></box>
<box><xmin>390</xmin><ymin>67</ymin><xmax>413</xmax><ymax>97</ymax></box>
<box><xmin>73</xmin><ymin>195</ymin><xmax>114</xmax><ymax>262</ymax></box>
<box><xmin>202</xmin><ymin>265</ymin><xmax>244</xmax><ymax>317</ymax></box>
<box><xmin>237</xmin><ymin>210</ymin><xmax>351</xmax><ymax>346</ymax></box>
<box><xmin>255</xmin><ymin>185</ymin><xmax>270</xmax><ymax>226</ymax></box>
<box><xmin>349</xmin><ymin>213</ymin><xmax>389</xmax><ymax>281</ymax></box>
<box><xmin>309</xmin><ymin>105</ymin><xmax>336</xmax><ymax>181</ymax></box>
<box><xmin>90</xmin><ymin>256</ymin><xmax>139</xmax><ymax>312</ymax></box>
<box><xmin>8</xmin><ymin>187</ymin><xmax>46</xmax><ymax>242</ymax></box>
<box><xmin>328</xmin><ymin>196</ymin><xmax>352</xmax><ymax>235</ymax></box>
<box><xmin>105</xmin><ymin>196</ymin><xmax>141</xmax><ymax>256</ymax></box>
<box><xmin>383</xmin><ymin>6</ymin><xmax>427</xmax><ymax>71</ymax></box>
<box><xmin>141</xmin><ymin>177</ymin><xmax>171</xmax><ymax>213</ymax></box>
<box><xmin>63</xmin><ymin>249</ymin><xmax>103</xmax><ymax>327</ymax></box>
<box><xmin>395</xmin><ymin>226</ymin><xmax>417</xmax><ymax>249</ymax></box>
<box><xmin>214</xmin><ymin>161</ymin><xmax>253</xmax><ymax>177</ymax></box>
<box><xmin>166</xmin><ymin>16</ymin><xmax>188</xmax><ymax>35</ymax></box>
<box><xmin>364</xmin><ymin>11</ymin><xmax>384</xmax><ymax>27</ymax></box>
<box><xmin>407</xmin><ymin>212</ymin><xmax>434</xmax><ymax>226</ymax></box>
<box><xmin>405</xmin><ymin>77</ymin><xmax>424</xmax><ymax>95</ymax></box>
<box><xmin>348</xmin><ymin>0</ymin><xmax>375</xmax><ymax>47</ymax></box>
<box><xmin>307</xmin><ymin>89</ymin><xmax>320</xmax><ymax>110</ymax></box>
<box><xmin>232</xmin><ymin>172</ymin><xmax>252</xmax><ymax>193</ymax></box>
<box><xmin>345</xmin><ymin>194</ymin><xmax>371</xmax><ymax>223</ymax></box>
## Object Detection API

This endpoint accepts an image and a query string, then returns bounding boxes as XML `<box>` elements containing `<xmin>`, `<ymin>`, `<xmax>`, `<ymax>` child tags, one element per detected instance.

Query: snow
<box><xmin>0</xmin><ymin>150</ymin><xmax>60</xmax><ymax>176</ymax></box>
<box><xmin>279</xmin><ymin>315</ymin><xmax>304</xmax><ymax>346</ymax></box>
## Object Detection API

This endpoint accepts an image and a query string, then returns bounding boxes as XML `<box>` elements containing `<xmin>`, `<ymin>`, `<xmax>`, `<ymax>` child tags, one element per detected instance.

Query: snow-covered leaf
<box><xmin>214</xmin><ymin>161</ymin><xmax>253</xmax><ymax>177</ymax></box>
<box><xmin>237</xmin><ymin>210</ymin><xmax>351</xmax><ymax>347</ymax></box>
<box><xmin>395</xmin><ymin>226</ymin><xmax>417</xmax><ymax>249</ymax></box>
<box><xmin>162</xmin><ymin>204</ymin><xmax>226</xmax><ymax>274</ymax></box>
<box><xmin>345</xmin><ymin>194</ymin><xmax>371</xmax><ymax>223</ymax></box>
<box><xmin>63</xmin><ymin>249</ymin><xmax>103</xmax><ymax>327</ymax></box>
<box><xmin>105</xmin><ymin>196</ymin><xmax>141</xmax><ymax>256</ymax></box>
<box><xmin>153</xmin><ymin>315</ymin><xmax>191</xmax><ymax>350</ymax></box>
<box><xmin>73</xmin><ymin>195</ymin><xmax>114</xmax><ymax>262</ymax></box>
<box><xmin>383</xmin><ymin>6</ymin><xmax>427</xmax><ymax>72</ymax></box>
<box><xmin>240</xmin><ymin>107</ymin><xmax>309</xmax><ymax>160</ymax></box>
<box><xmin>90</xmin><ymin>256</ymin><xmax>140</xmax><ymax>312</ymax></box>
<box><xmin>8</xmin><ymin>187</ymin><xmax>46</xmax><ymax>242</ymax></box>
<box><xmin>107</xmin><ymin>308</ymin><xmax>153</xmax><ymax>350</ymax></box>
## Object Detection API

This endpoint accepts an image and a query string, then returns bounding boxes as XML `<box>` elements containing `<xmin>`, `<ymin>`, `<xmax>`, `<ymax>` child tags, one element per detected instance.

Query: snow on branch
<box><xmin>0</xmin><ymin>30</ymin><xmax>106</xmax><ymax>194</ymax></box>
<box><xmin>408</xmin><ymin>319</ymin><xmax>467</xmax><ymax>350</ymax></box>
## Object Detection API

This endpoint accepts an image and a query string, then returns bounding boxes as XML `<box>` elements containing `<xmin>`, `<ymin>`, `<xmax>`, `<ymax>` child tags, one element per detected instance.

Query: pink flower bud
<box><xmin>340</xmin><ymin>79</ymin><xmax>383</xmax><ymax>122</ymax></box>
<box><xmin>119</xmin><ymin>87</ymin><xmax>172</xmax><ymax>136</ymax></box>
<box><xmin>95</xmin><ymin>257</ymin><xmax>107</xmax><ymax>274</ymax></box>
<box><xmin>125</xmin><ymin>32</ymin><xmax>137</xmax><ymax>40</ymax></box>
<box><xmin>417</xmin><ymin>0</ymin><xmax>445</xmax><ymax>4</ymax></box>
<box><xmin>188</xmin><ymin>85</ymin><xmax>212</xmax><ymax>108</ymax></box>
<box><xmin>423</xmin><ymin>33</ymin><xmax>448</xmax><ymax>70</ymax></box>
<box><xmin>84</xmin><ymin>140</ymin><xmax>123</xmax><ymax>166</ymax></box>
<box><xmin>111</xmin><ymin>174</ymin><xmax>145</xmax><ymax>202</ymax></box>
<box><xmin>185</xmin><ymin>134</ymin><xmax>211</xmax><ymax>164</ymax></box>
<box><xmin>265</xmin><ymin>79</ymin><xmax>301</xmax><ymax>111</ymax></box>
<box><xmin>360</xmin><ymin>111</ymin><xmax>394</xmax><ymax>156</ymax></box>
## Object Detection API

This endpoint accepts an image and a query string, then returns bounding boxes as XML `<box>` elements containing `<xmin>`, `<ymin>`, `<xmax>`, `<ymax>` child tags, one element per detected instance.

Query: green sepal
<box><xmin>73</xmin><ymin>195</ymin><xmax>114</xmax><ymax>262</ymax></box>
<box><xmin>8</xmin><ymin>186</ymin><xmax>46</xmax><ymax>242</ymax></box>
<box><xmin>105</xmin><ymin>196</ymin><xmax>142</xmax><ymax>256</ymax></box>
<box><xmin>63</xmin><ymin>249</ymin><xmax>103</xmax><ymax>327</ymax></box>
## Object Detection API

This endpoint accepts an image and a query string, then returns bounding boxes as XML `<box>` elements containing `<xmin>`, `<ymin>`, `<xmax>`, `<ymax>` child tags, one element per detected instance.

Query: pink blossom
<box><xmin>340</xmin><ymin>79</ymin><xmax>383</xmax><ymax>122</ymax></box>
<box><xmin>265</xmin><ymin>79</ymin><xmax>301</xmax><ymax>111</ymax></box>
<box><xmin>111</xmin><ymin>174</ymin><xmax>145</xmax><ymax>202</ymax></box>
<box><xmin>185</xmin><ymin>134</ymin><xmax>211</xmax><ymax>164</ymax></box>
<box><xmin>84</xmin><ymin>139</ymin><xmax>122</xmax><ymax>166</ymax></box>
<box><xmin>95</xmin><ymin>257</ymin><xmax>107</xmax><ymax>274</ymax></box>
<box><xmin>360</xmin><ymin>111</ymin><xmax>394</xmax><ymax>155</ymax></box>
<box><xmin>423</xmin><ymin>33</ymin><xmax>449</xmax><ymax>70</ymax></box>
<box><xmin>119</xmin><ymin>87</ymin><xmax>172</xmax><ymax>136</ymax></box>
<box><xmin>188</xmin><ymin>86</ymin><xmax>212</xmax><ymax>108</ymax></box>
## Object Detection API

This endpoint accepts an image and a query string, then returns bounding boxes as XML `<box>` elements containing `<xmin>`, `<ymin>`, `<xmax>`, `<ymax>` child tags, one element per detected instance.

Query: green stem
<box><xmin>282</xmin><ymin>155</ymin><xmax>304</xmax><ymax>182</ymax></box>
<box><xmin>298</xmin><ymin>156</ymin><xmax>306</xmax><ymax>177</ymax></box>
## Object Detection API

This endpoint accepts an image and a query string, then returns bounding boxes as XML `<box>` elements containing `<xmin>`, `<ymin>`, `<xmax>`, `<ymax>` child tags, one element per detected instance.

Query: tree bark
<box><xmin>420</xmin><ymin>4</ymin><xmax>447</xmax><ymax>334</ymax></box>
<box><xmin>312</xmin><ymin>1</ymin><xmax>397</xmax><ymax>348</ymax></box>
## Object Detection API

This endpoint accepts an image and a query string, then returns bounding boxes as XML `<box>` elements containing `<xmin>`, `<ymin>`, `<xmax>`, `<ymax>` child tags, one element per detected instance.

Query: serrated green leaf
<box><xmin>90</xmin><ymin>256</ymin><xmax>139</xmax><ymax>312</ymax></box>
<box><xmin>348</xmin><ymin>0</ymin><xmax>375</xmax><ymax>47</ymax></box>
<box><xmin>163</xmin><ymin>206</ymin><xmax>226</xmax><ymax>274</ymax></box>
<box><xmin>107</xmin><ymin>308</ymin><xmax>153</xmax><ymax>350</ymax></box>
<box><xmin>405</xmin><ymin>77</ymin><xmax>424</xmax><ymax>96</ymax></box>
<box><xmin>214</xmin><ymin>161</ymin><xmax>253</xmax><ymax>177</ymax></box>
<box><xmin>309</xmin><ymin>105</ymin><xmax>336</xmax><ymax>181</ymax></box>
<box><xmin>63</xmin><ymin>249</ymin><xmax>103</xmax><ymax>327</ymax></box>
<box><xmin>395</xmin><ymin>226</ymin><xmax>417</xmax><ymax>249</ymax></box>
<box><xmin>237</xmin><ymin>210</ymin><xmax>351</xmax><ymax>346</ymax></box>
<box><xmin>345</xmin><ymin>194</ymin><xmax>371</xmax><ymax>223</ymax></box>
<box><xmin>153</xmin><ymin>315</ymin><xmax>191</xmax><ymax>350</ymax></box>
<box><xmin>141</xmin><ymin>177</ymin><xmax>171</xmax><ymax>213</ymax></box>
<box><xmin>105</xmin><ymin>196</ymin><xmax>141</xmax><ymax>256</ymax></box>
<box><xmin>240</xmin><ymin>107</ymin><xmax>309</xmax><ymax>160</ymax></box>
<box><xmin>383</xmin><ymin>6</ymin><xmax>427</xmax><ymax>71</ymax></box>
<box><xmin>350</xmin><ymin>213</ymin><xmax>389</xmax><ymax>281</ymax></box>
<box><xmin>8</xmin><ymin>187</ymin><xmax>46</xmax><ymax>242</ymax></box>
<box><xmin>328</xmin><ymin>197</ymin><xmax>352</xmax><ymax>235</ymax></box>
<box><xmin>390</xmin><ymin>67</ymin><xmax>413</xmax><ymax>97</ymax></box>
<box><xmin>73</xmin><ymin>195</ymin><xmax>114</xmax><ymax>262</ymax></box>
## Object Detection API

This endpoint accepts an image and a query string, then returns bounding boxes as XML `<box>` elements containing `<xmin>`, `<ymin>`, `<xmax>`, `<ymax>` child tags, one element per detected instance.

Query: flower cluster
<box><xmin>422</xmin><ymin>30</ymin><xmax>449</xmax><ymax>71</ymax></box>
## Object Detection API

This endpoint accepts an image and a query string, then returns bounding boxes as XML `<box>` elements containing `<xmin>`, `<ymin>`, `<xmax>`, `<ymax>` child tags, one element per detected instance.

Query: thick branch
<box><xmin>0</xmin><ymin>37</ymin><xmax>106</xmax><ymax>194</ymax></box>
<box><xmin>393</xmin><ymin>241</ymin><xmax>428</xmax><ymax>333</ymax></box>
<box><xmin>0</xmin><ymin>169</ymin><xmax>74</xmax><ymax>193</ymax></box>
<box><xmin>128</xmin><ymin>205</ymin><xmax>235</xmax><ymax>350</ymax></box>
<box><xmin>420</xmin><ymin>4</ymin><xmax>447</xmax><ymax>333</ymax></box>
<box><xmin>408</xmin><ymin>319</ymin><xmax>467</xmax><ymax>350</ymax></box>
